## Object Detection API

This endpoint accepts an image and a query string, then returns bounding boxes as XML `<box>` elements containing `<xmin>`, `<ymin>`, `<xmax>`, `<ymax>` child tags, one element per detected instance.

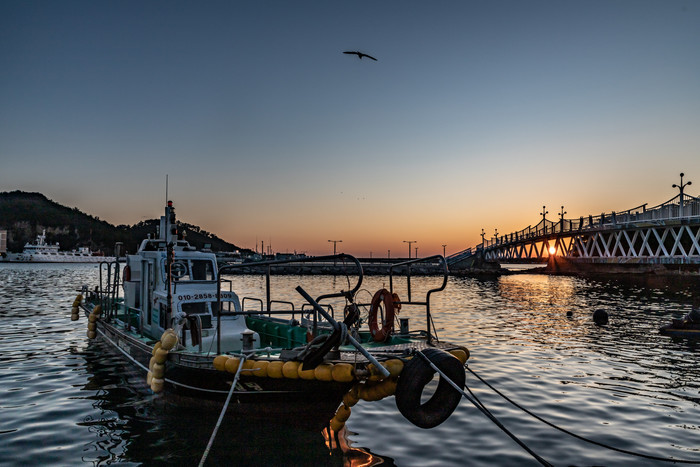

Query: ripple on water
<box><xmin>1</xmin><ymin>265</ymin><xmax>700</xmax><ymax>465</ymax></box>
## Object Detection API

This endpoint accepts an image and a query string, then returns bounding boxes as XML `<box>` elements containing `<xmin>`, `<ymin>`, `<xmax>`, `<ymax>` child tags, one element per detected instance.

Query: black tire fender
<box><xmin>395</xmin><ymin>348</ymin><xmax>465</xmax><ymax>428</ymax></box>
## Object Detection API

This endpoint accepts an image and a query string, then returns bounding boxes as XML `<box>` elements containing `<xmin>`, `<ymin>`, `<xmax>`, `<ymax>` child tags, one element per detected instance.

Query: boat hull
<box><xmin>92</xmin><ymin>313</ymin><xmax>353</xmax><ymax>430</ymax></box>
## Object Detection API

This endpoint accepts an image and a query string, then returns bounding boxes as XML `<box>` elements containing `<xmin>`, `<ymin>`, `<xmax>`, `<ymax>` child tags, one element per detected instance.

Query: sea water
<box><xmin>0</xmin><ymin>263</ymin><xmax>698</xmax><ymax>466</ymax></box>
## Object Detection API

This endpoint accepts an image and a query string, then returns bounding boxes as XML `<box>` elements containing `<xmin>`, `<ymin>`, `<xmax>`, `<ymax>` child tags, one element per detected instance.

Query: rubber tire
<box><xmin>395</xmin><ymin>348</ymin><xmax>465</xmax><ymax>429</ymax></box>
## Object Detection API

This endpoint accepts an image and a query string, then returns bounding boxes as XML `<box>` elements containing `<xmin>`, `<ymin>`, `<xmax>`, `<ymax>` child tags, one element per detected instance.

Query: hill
<box><xmin>0</xmin><ymin>191</ymin><xmax>247</xmax><ymax>255</ymax></box>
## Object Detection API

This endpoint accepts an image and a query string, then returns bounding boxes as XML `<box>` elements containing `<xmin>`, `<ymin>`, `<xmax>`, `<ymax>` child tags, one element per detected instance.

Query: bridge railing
<box><xmin>455</xmin><ymin>193</ymin><xmax>700</xmax><ymax>255</ymax></box>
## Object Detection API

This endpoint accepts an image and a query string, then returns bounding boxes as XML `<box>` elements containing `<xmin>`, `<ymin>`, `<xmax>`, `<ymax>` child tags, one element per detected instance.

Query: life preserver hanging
<box><xmin>368</xmin><ymin>288</ymin><xmax>395</xmax><ymax>342</ymax></box>
<box><xmin>395</xmin><ymin>348</ymin><xmax>466</xmax><ymax>428</ymax></box>
<box><xmin>122</xmin><ymin>265</ymin><xmax>131</xmax><ymax>282</ymax></box>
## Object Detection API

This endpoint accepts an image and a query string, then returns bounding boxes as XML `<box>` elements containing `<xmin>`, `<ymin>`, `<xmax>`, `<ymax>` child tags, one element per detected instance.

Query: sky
<box><xmin>1</xmin><ymin>1</ymin><xmax>699</xmax><ymax>257</ymax></box>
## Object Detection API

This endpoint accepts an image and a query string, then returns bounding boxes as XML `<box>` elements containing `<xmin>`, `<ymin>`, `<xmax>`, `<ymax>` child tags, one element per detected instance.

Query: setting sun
<box><xmin>548</xmin><ymin>246</ymin><xmax>557</xmax><ymax>255</ymax></box>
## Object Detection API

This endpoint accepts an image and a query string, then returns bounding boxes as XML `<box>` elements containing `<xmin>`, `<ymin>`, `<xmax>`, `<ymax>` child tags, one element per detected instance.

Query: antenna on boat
<box><xmin>165</xmin><ymin>174</ymin><xmax>169</xmax><ymax>206</ymax></box>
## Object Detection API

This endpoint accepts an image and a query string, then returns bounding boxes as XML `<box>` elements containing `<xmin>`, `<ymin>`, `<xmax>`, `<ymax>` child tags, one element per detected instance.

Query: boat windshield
<box><xmin>170</xmin><ymin>259</ymin><xmax>216</xmax><ymax>281</ymax></box>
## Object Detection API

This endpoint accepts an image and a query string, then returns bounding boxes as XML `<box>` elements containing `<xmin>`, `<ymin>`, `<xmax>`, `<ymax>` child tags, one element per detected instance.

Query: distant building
<box><xmin>0</xmin><ymin>230</ymin><xmax>6</xmax><ymax>254</ymax></box>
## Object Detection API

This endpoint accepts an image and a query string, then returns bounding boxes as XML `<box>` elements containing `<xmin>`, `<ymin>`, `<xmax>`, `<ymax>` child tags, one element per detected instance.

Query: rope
<box><xmin>415</xmin><ymin>352</ymin><xmax>552</xmax><ymax>467</ymax></box>
<box><xmin>466</xmin><ymin>366</ymin><xmax>700</xmax><ymax>464</ymax></box>
<box><xmin>198</xmin><ymin>354</ymin><xmax>248</xmax><ymax>467</ymax></box>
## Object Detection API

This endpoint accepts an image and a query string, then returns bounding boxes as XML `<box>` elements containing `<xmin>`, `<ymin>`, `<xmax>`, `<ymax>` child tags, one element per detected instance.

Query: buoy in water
<box><xmin>593</xmin><ymin>309</ymin><xmax>608</xmax><ymax>325</ymax></box>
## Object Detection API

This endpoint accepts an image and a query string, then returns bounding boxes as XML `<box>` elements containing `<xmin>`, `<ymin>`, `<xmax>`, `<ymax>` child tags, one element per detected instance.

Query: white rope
<box><xmin>198</xmin><ymin>354</ymin><xmax>248</xmax><ymax>467</ymax></box>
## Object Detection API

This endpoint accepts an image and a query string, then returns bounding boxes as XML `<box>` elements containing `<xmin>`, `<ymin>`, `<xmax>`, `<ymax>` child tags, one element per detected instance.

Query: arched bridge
<box><xmin>448</xmin><ymin>189</ymin><xmax>700</xmax><ymax>269</ymax></box>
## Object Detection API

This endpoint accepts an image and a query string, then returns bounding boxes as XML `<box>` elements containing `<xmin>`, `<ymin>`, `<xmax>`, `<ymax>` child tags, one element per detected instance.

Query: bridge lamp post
<box><xmin>672</xmin><ymin>173</ymin><xmax>692</xmax><ymax>218</ymax></box>
<box><xmin>403</xmin><ymin>240</ymin><xmax>416</xmax><ymax>259</ymax></box>
<box><xmin>559</xmin><ymin>206</ymin><xmax>567</xmax><ymax>232</ymax></box>
<box><xmin>481</xmin><ymin>229</ymin><xmax>486</xmax><ymax>247</ymax></box>
<box><xmin>541</xmin><ymin>206</ymin><xmax>549</xmax><ymax>234</ymax></box>
<box><xmin>494</xmin><ymin>229</ymin><xmax>499</xmax><ymax>244</ymax></box>
<box><xmin>442</xmin><ymin>244</ymin><xmax>447</xmax><ymax>257</ymax></box>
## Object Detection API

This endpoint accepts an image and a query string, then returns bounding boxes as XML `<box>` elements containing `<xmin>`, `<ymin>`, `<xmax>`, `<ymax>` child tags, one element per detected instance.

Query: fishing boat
<box><xmin>3</xmin><ymin>230</ymin><xmax>115</xmax><ymax>263</ymax></box>
<box><xmin>72</xmin><ymin>201</ymin><xmax>469</xmax><ymax>432</ymax></box>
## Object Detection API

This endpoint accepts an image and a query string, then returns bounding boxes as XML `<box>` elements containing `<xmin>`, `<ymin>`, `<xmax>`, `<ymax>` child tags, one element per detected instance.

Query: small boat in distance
<box><xmin>71</xmin><ymin>200</ymin><xmax>470</xmax><ymax>433</ymax></box>
<box><xmin>2</xmin><ymin>230</ymin><xmax>115</xmax><ymax>263</ymax></box>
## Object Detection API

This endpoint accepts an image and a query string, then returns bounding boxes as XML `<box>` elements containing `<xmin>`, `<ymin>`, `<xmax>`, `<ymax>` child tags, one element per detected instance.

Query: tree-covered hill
<box><xmin>0</xmin><ymin>191</ymin><xmax>247</xmax><ymax>255</ymax></box>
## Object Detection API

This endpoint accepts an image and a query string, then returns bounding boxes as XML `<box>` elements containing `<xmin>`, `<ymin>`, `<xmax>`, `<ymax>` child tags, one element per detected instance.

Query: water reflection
<box><xmin>77</xmin><ymin>339</ymin><xmax>389</xmax><ymax>466</ymax></box>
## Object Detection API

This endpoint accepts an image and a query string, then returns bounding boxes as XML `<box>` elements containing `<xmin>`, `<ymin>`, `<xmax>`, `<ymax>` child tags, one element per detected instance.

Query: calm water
<box><xmin>1</xmin><ymin>263</ymin><xmax>699</xmax><ymax>466</ymax></box>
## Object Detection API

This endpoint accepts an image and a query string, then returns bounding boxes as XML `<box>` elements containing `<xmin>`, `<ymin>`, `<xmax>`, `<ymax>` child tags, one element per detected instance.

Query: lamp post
<box><xmin>541</xmin><ymin>205</ymin><xmax>549</xmax><ymax>234</ymax></box>
<box><xmin>415</xmin><ymin>246</ymin><xmax>418</xmax><ymax>258</ymax></box>
<box><xmin>403</xmin><ymin>240</ymin><xmax>416</xmax><ymax>259</ymax></box>
<box><xmin>328</xmin><ymin>239</ymin><xmax>342</xmax><ymax>266</ymax></box>
<box><xmin>481</xmin><ymin>229</ymin><xmax>486</xmax><ymax>247</ymax></box>
<box><xmin>673</xmin><ymin>173</ymin><xmax>692</xmax><ymax>218</ymax></box>
<box><xmin>442</xmin><ymin>244</ymin><xmax>447</xmax><ymax>257</ymax></box>
<box><xmin>559</xmin><ymin>206</ymin><xmax>567</xmax><ymax>232</ymax></box>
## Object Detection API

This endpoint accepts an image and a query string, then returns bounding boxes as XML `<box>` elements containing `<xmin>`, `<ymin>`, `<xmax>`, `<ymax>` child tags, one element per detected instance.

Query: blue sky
<box><xmin>1</xmin><ymin>1</ymin><xmax>699</xmax><ymax>256</ymax></box>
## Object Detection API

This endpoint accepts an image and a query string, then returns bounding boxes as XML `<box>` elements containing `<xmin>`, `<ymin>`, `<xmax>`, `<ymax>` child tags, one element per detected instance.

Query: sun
<box><xmin>548</xmin><ymin>246</ymin><xmax>556</xmax><ymax>255</ymax></box>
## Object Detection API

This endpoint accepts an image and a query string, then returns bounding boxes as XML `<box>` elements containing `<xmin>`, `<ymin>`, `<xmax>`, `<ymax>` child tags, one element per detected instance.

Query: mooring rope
<box><xmin>198</xmin><ymin>354</ymin><xmax>248</xmax><ymax>467</ymax></box>
<box><xmin>415</xmin><ymin>352</ymin><xmax>553</xmax><ymax>467</ymax></box>
<box><xmin>466</xmin><ymin>366</ymin><xmax>700</xmax><ymax>465</ymax></box>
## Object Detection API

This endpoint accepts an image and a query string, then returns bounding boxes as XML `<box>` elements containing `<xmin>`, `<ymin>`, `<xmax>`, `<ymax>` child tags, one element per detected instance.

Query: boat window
<box><xmin>168</xmin><ymin>259</ymin><xmax>215</xmax><ymax>282</ymax></box>
<box><xmin>181</xmin><ymin>302</ymin><xmax>207</xmax><ymax>315</ymax></box>
<box><xmin>190</xmin><ymin>260</ymin><xmax>215</xmax><ymax>281</ymax></box>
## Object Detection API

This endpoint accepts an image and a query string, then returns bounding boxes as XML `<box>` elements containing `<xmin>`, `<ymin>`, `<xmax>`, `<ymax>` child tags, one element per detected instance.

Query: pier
<box><xmin>449</xmin><ymin>174</ymin><xmax>700</xmax><ymax>274</ymax></box>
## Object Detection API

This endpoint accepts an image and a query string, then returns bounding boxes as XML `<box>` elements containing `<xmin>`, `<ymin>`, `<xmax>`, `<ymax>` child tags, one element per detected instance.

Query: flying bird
<box><xmin>343</xmin><ymin>51</ymin><xmax>378</xmax><ymax>61</ymax></box>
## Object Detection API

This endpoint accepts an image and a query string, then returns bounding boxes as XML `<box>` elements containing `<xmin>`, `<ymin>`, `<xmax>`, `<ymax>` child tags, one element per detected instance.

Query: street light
<box><xmin>673</xmin><ymin>172</ymin><xmax>692</xmax><ymax>217</ymax></box>
<box><xmin>559</xmin><ymin>206</ymin><xmax>567</xmax><ymax>232</ymax></box>
<box><xmin>403</xmin><ymin>240</ymin><xmax>416</xmax><ymax>259</ymax></box>
<box><xmin>328</xmin><ymin>239</ymin><xmax>342</xmax><ymax>266</ymax></box>
<box><xmin>441</xmin><ymin>244</ymin><xmax>447</xmax><ymax>257</ymax></box>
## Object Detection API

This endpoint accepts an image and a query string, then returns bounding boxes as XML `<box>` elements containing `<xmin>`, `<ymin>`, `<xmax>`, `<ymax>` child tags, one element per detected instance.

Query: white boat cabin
<box><xmin>122</xmin><ymin>201</ymin><xmax>259</xmax><ymax>353</ymax></box>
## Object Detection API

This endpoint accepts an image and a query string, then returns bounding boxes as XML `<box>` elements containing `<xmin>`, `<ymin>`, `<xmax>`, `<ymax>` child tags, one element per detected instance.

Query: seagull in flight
<box><xmin>343</xmin><ymin>51</ymin><xmax>378</xmax><ymax>61</ymax></box>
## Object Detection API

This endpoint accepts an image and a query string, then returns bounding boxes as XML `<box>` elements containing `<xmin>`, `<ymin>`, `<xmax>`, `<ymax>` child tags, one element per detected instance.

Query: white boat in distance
<box><xmin>1</xmin><ymin>230</ymin><xmax>115</xmax><ymax>263</ymax></box>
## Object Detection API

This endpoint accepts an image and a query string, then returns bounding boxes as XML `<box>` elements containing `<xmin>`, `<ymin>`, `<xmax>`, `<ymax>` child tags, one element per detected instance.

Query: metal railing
<box><xmin>215</xmin><ymin>254</ymin><xmax>363</xmax><ymax>354</ymax></box>
<box><xmin>451</xmin><ymin>193</ymin><xmax>700</xmax><ymax>258</ymax></box>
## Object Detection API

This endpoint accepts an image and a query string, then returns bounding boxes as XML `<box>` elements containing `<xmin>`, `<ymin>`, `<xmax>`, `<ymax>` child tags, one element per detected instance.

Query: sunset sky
<box><xmin>2</xmin><ymin>1</ymin><xmax>699</xmax><ymax>257</ymax></box>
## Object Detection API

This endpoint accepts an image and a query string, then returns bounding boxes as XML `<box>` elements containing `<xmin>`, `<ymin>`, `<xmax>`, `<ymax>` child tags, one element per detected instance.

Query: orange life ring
<box><xmin>122</xmin><ymin>265</ymin><xmax>131</xmax><ymax>282</ymax></box>
<box><xmin>369</xmin><ymin>289</ymin><xmax>395</xmax><ymax>342</ymax></box>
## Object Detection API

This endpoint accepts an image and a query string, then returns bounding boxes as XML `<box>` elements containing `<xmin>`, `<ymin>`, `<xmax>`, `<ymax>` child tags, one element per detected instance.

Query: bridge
<box><xmin>448</xmin><ymin>174</ymin><xmax>700</xmax><ymax>271</ymax></box>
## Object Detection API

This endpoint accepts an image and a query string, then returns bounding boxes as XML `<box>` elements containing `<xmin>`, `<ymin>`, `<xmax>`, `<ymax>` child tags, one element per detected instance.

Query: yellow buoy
<box><xmin>149</xmin><ymin>356</ymin><xmax>156</xmax><ymax>372</ymax></box>
<box><xmin>160</xmin><ymin>331</ymin><xmax>178</xmax><ymax>351</ymax></box>
<box><xmin>330</xmin><ymin>417</ymin><xmax>344</xmax><ymax>433</ymax></box>
<box><xmin>267</xmin><ymin>361</ymin><xmax>284</xmax><ymax>378</ymax></box>
<box><xmin>335</xmin><ymin>404</ymin><xmax>352</xmax><ymax>423</ymax></box>
<box><xmin>146</xmin><ymin>371</ymin><xmax>153</xmax><ymax>385</ymax></box>
<box><xmin>152</xmin><ymin>341</ymin><xmax>162</xmax><ymax>356</ymax></box>
<box><xmin>150</xmin><ymin>377</ymin><xmax>164</xmax><ymax>393</ymax></box>
<box><xmin>88</xmin><ymin>314</ymin><xmax>97</xmax><ymax>323</ymax></box>
<box><xmin>332</xmin><ymin>363</ymin><xmax>355</xmax><ymax>383</ymax></box>
<box><xmin>382</xmin><ymin>359</ymin><xmax>404</xmax><ymax>377</ymax></box>
<box><xmin>213</xmin><ymin>355</ymin><xmax>228</xmax><ymax>371</ymax></box>
<box><xmin>71</xmin><ymin>313</ymin><xmax>79</xmax><ymax>322</ymax></box>
<box><xmin>152</xmin><ymin>363</ymin><xmax>165</xmax><ymax>379</ymax></box>
<box><xmin>242</xmin><ymin>359</ymin><xmax>255</xmax><ymax>370</ymax></box>
<box><xmin>297</xmin><ymin>363</ymin><xmax>316</xmax><ymax>380</ymax></box>
<box><xmin>154</xmin><ymin>348</ymin><xmax>169</xmax><ymax>365</ymax></box>
<box><xmin>87</xmin><ymin>330</ymin><xmax>96</xmax><ymax>339</ymax></box>
<box><xmin>449</xmin><ymin>348</ymin><xmax>469</xmax><ymax>364</ymax></box>
<box><xmin>342</xmin><ymin>388</ymin><xmax>360</xmax><ymax>407</ymax></box>
<box><xmin>282</xmin><ymin>361</ymin><xmax>300</xmax><ymax>379</ymax></box>
<box><xmin>225</xmin><ymin>357</ymin><xmax>241</xmax><ymax>374</ymax></box>
<box><xmin>252</xmin><ymin>360</ymin><xmax>269</xmax><ymax>377</ymax></box>
<box><xmin>87</xmin><ymin>322</ymin><xmax>97</xmax><ymax>332</ymax></box>
<box><xmin>92</xmin><ymin>305</ymin><xmax>102</xmax><ymax>316</ymax></box>
<box><xmin>314</xmin><ymin>364</ymin><xmax>334</xmax><ymax>382</ymax></box>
